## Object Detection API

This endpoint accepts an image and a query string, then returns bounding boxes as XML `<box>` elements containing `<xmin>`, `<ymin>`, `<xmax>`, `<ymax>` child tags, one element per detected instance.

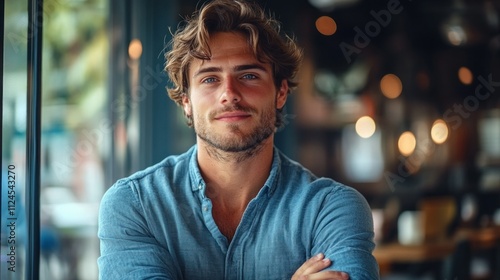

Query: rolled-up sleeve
<box><xmin>312</xmin><ymin>185</ymin><xmax>380</xmax><ymax>279</ymax></box>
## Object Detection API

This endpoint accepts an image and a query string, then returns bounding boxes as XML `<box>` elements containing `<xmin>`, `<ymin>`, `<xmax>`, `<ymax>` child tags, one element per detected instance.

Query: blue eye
<box><xmin>242</xmin><ymin>74</ymin><xmax>257</xmax><ymax>80</ymax></box>
<box><xmin>202</xmin><ymin>77</ymin><xmax>217</xmax><ymax>83</ymax></box>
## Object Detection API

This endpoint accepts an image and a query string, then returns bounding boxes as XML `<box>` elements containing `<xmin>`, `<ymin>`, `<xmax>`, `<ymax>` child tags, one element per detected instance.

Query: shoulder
<box><xmin>101</xmin><ymin>146</ymin><xmax>195</xmax><ymax>204</ymax></box>
<box><xmin>276</xmin><ymin>150</ymin><xmax>371</xmax><ymax>216</ymax></box>
<box><xmin>277</xmin><ymin>150</ymin><xmax>363</xmax><ymax>197</ymax></box>
<box><xmin>275</xmin><ymin>150</ymin><xmax>317</xmax><ymax>183</ymax></box>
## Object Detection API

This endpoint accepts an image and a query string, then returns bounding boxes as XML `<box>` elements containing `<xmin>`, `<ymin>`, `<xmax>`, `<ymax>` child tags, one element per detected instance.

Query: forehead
<box><xmin>189</xmin><ymin>32</ymin><xmax>264</xmax><ymax>72</ymax></box>
<box><xmin>209</xmin><ymin>32</ymin><xmax>252</xmax><ymax>56</ymax></box>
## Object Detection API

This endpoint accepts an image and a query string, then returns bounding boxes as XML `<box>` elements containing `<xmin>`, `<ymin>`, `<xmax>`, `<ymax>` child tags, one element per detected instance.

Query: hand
<box><xmin>291</xmin><ymin>253</ymin><xmax>349</xmax><ymax>280</ymax></box>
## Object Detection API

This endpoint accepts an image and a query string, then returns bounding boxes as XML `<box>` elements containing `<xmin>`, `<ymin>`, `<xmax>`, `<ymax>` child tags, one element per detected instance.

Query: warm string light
<box><xmin>398</xmin><ymin>131</ymin><xmax>416</xmax><ymax>156</ymax></box>
<box><xmin>315</xmin><ymin>16</ymin><xmax>337</xmax><ymax>36</ymax></box>
<box><xmin>355</xmin><ymin>116</ymin><xmax>376</xmax><ymax>138</ymax></box>
<box><xmin>128</xmin><ymin>39</ymin><xmax>143</xmax><ymax>60</ymax></box>
<box><xmin>431</xmin><ymin>119</ymin><xmax>449</xmax><ymax>144</ymax></box>
<box><xmin>395</xmin><ymin>119</ymin><xmax>448</xmax><ymax>158</ymax></box>
<box><xmin>380</xmin><ymin>73</ymin><xmax>403</xmax><ymax>99</ymax></box>
<box><xmin>458</xmin><ymin>66</ymin><xmax>473</xmax><ymax>85</ymax></box>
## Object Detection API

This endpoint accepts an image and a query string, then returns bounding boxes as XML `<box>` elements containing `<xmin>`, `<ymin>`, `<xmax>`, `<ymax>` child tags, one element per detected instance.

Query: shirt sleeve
<box><xmin>97</xmin><ymin>180</ymin><xmax>180</xmax><ymax>280</ymax></box>
<box><xmin>312</xmin><ymin>184</ymin><xmax>380</xmax><ymax>279</ymax></box>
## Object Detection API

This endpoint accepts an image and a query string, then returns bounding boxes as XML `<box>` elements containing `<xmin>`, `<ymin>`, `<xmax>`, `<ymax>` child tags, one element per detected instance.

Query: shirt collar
<box><xmin>262</xmin><ymin>147</ymin><xmax>282</xmax><ymax>196</ymax></box>
<box><xmin>188</xmin><ymin>144</ymin><xmax>282</xmax><ymax>196</ymax></box>
<box><xmin>188</xmin><ymin>145</ymin><xmax>205</xmax><ymax>192</ymax></box>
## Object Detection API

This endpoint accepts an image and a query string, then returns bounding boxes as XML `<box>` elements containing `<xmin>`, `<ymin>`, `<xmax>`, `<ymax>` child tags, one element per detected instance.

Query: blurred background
<box><xmin>1</xmin><ymin>0</ymin><xmax>500</xmax><ymax>279</ymax></box>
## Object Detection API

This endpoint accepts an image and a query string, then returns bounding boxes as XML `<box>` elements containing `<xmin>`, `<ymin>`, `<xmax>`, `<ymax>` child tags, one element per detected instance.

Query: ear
<box><xmin>276</xmin><ymin>80</ymin><xmax>289</xmax><ymax>110</ymax></box>
<box><xmin>182</xmin><ymin>94</ymin><xmax>192</xmax><ymax>116</ymax></box>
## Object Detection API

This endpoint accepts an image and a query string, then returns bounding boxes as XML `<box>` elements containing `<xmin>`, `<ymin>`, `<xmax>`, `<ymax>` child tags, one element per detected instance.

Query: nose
<box><xmin>219</xmin><ymin>77</ymin><xmax>241</xmax><ymax>104</ymax></box>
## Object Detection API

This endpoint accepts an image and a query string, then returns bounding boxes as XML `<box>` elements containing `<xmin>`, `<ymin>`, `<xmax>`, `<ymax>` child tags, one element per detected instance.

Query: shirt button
<box><xmin>203</xmin><ymin>206</ymin><xmax>208</xmax><ymax>212</ymax></box>
<box><xmin>198</xmin><ymin>184</ymin><xmax>203</xmax><ymax>190</ymax></box>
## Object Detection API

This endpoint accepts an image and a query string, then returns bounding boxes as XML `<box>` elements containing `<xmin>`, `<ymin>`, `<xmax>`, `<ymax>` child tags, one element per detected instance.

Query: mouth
<box><xmin>214</xmin><ymin>111</ymin><xmax>252</xmax><ymax>122</ymax></box>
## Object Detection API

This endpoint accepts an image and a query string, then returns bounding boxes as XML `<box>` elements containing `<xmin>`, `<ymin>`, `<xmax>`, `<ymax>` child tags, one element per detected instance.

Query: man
<box><xmin>98</xmin><ymin>0</ymin><xmax>379</xmax><ymax>279</ymax></box>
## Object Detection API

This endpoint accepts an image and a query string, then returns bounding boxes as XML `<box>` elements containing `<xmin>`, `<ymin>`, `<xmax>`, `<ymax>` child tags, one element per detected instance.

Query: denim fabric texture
<box><xmin>98</xmin><ymin>145</ymin><xmax>379</xmax><ymax>279</ymax></box>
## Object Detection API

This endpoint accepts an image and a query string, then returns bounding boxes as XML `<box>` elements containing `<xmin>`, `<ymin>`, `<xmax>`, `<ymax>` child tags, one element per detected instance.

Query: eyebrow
<box><xmin>234</xmin><ymin>64</ymin><xmax>268</xmax><ymax>72</ymax></box>
<box><xmin>193</xmin><ymin>64</ymin><xmax>268</xmax><ymax>78</ymax></box>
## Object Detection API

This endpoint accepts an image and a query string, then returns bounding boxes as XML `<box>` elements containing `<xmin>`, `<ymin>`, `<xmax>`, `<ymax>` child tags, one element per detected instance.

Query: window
<box><xmin>2</xmin><ymin>1</ymin><xmax>189</xmax><ymax>279</ymax></box>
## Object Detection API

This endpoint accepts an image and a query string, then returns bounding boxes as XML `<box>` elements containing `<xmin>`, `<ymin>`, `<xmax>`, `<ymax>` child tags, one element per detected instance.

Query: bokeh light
<box><xmin>458</xmin><ymin>66</ymin><xmax>473</xmax><ymax>85</ymax></box>
<box><xmin>355</xmin><ymin>116</ymin><xmax>376</xmax><ymax>138</ymax></box>
<box><xmin>398</xmin><ymin>131</ymin><xmax>416</xmax><ymax>156</ymax></box>
<box><xmin>380</xmin><ymin>73</ymin><xmax>403</xmax><ymax>99</ymax></box>
<box><xmin>128</xmin><ymin>39</ymin><xmax>143</xmax><ymax>60</ymax></box>
<box><xmin>315</xmin><ymin>16</ymin><xmax>337</xmax><ymax>36</ymax></box>
<box><xmin>431</xmin><ymin>119</ymin><xmax>449</xmax><ymax>144</ymax></box>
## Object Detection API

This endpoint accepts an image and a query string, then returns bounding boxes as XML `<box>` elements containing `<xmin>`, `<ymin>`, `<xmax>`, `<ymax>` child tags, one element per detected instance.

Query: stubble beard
<box><xmin>192</xmin><ymin>103</ymin><xmax>276</xmax><ymax>162</ymax></box>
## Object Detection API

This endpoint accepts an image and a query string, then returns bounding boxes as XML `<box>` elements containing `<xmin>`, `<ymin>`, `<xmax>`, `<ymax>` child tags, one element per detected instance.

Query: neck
<box><xmin>197</xmin><ymin>136</ymin><xmax>274</xmax><ymax>209</ymax></box>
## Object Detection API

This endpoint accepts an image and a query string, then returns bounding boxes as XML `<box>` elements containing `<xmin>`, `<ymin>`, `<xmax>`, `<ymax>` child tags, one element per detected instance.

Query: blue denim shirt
<box><xmin>98</xmin><ymin>145</ymin><xmax>379</xmax><ymax>279</ymax></box>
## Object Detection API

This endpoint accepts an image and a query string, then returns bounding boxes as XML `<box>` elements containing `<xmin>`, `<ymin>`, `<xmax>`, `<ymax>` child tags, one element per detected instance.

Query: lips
<box><xmin>214</xmin><ymin>111</ymin><xmax>251</xmax><ymax>120</ymax></box>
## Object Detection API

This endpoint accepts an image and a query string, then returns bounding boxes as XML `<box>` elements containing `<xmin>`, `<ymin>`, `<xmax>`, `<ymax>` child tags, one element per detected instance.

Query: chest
<box><xmin>211</xmin><ymin>205</ymin><xmax>244</xmax><ymax>242</ymax></box>
<box><xmin>174</xmin><ymin>226</ymin><xmax>306</xmax><ymax>280</ymax></box>
<box><xmin>151</xmin><ymin>192</ymin><xmax>317</xmax><ymax>279</ymax></box>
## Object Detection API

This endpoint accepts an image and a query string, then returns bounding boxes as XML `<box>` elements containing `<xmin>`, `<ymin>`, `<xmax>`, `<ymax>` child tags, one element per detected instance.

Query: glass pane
<box><xmin>39</xmin><ymin>0</ymin><xmax>108</xmax><ymax>279</ymax></box>
<box><xmin>2</xmin><ymin>0</ymin><xmax>29</xmax><ymax>279</ymax></box>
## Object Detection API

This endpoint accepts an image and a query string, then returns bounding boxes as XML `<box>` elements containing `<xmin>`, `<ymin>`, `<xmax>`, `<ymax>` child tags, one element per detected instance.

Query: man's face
<box><xmin>183</xmin><ymin>32</ymin><xmax>288</xmax><ymax>153</ymax></box>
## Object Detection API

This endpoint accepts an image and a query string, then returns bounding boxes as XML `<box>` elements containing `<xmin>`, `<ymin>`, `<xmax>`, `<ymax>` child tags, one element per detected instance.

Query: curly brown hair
<box><xmin>164</xmin><ymin>0</ymin><xmax>303</xmax><ymax>128</ymax></box>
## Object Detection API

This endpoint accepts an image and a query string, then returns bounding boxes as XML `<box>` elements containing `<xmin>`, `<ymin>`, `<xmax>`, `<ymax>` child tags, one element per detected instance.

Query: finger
<box><xmin>292</xmin><ymin>253</ymin><xmax>325</xmax><ymax>276</ymax></box>
<box><xmin>306</xmin><ymin>270</ymin><xmax>350</xmax><ymax>280</ymax></box>
<box><xmin>292</xmin><ymin>254</ymin><xmax>332</xmax><ymax>279</ymax></box>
